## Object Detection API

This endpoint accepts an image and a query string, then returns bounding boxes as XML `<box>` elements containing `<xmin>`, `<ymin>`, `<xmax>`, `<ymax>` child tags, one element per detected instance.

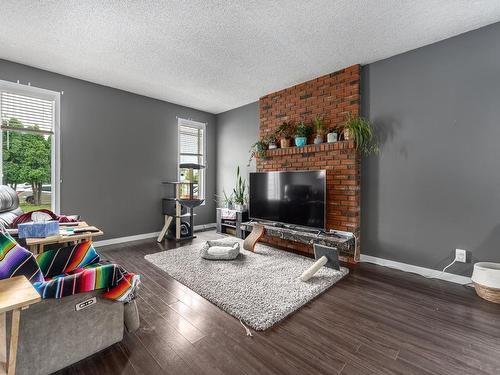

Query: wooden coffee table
<box><xmin>25</xmin><ymin>221</ymin><xmax>103</xmax><ymax>255</ymax></box>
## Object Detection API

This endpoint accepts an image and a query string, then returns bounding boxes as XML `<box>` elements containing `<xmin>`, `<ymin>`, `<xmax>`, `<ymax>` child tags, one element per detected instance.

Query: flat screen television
<box><xmin>249</xmin><ymin>170</ymin><xmax>326</xmax><ymax>229</ymax></box>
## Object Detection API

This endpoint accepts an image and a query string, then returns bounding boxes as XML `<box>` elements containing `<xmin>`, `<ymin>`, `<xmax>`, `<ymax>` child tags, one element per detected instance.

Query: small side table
<box><xmin>0</xmin><ymin>276</ymin><xmax>40</xmax><ymax>375</ymax></box>
<box><xmin>216</xmin><ymin>208</ymin><xmax>248</xmax><ymax>238</ymax></box>
<box><xmin>25</xmin><ymin>222</ymin><xmax>103</xmax><ymax>255</ymax></box>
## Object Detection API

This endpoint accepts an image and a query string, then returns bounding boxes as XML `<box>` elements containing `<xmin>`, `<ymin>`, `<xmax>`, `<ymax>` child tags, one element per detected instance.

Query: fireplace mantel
<box><xmin>265</xmin><ymin>140</ymin><xmax>356</xmax><ymax>157</ymax></box>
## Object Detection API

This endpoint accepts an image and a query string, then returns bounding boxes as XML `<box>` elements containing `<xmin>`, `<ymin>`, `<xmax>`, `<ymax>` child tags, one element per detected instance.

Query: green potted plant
<box><xmin>312</xmin><ymin>116</ymin><xmax>325</xmax><ymax>144</ymax></box>
<box><xmin>233</xmin><ymin>166</ymin><xmax>247</xmax><ymax>211</ymax></box>
<box><xmin>327</xmin><ymin>126</ymin><xmax>338</xmax><ymax>143</ymax></box>
<box><xmin>294</xmin><ymin>121</ymin><xmax>312</xmax><ymax>147</ymax></box>
<box><xmin>222</xmin><ymin>190</ymin><xmax>234</xmax><ymax>209</ymax></box>
<box><xmin>275</xmin><ymin>121</ymin><xmax>294</xmax><ymax>148</ymax></box>
<box><xmin>264</xmin><ymin>132</ymin><xmax>278</xmax><ymax>149</ymax></box>
<box><xmin>342</xmin><ymin>114</ymin><xmax>379</xmax><ymax>154</ymax></box>
<box><xmin>248</xmin><ymin>139</ymin><xmax>267</xmax><ymax>165</ymax></box>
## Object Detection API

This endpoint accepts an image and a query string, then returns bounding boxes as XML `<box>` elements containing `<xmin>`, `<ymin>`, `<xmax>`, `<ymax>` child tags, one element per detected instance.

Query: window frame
<box><xmin>0</xmin><ymin>80</ymin><xmax>61</xmax><ymax>213</ymax></box>
<box><xmin>177</xmin><ymin>117</ymin><xmax>206</xmax><ymax>201</ymax></box>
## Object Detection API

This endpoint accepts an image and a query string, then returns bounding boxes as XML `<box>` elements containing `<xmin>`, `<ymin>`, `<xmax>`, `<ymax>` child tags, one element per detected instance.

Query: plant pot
<box><xmin>234</xmin><ymin>203</ymin><xmax>247</xmax><ymax>212</ymax></box>
<box><xmin>295</xmin><ymin>137</ymin><xmax>307</xmax><ymax>147</ymax></box>
<box><xmin>314</xmin><ymin>135</ymin><xmax>323</xmax><ymax>145</ymax></box>
<box><xmin>327</xmin><ymin>132</ymin><xmax>338</xmax><ymax>143</ymax></box>
<box><xmin>268</xmin><ymin>143</ymin><xmax>277</xmax><ymax>150</ymax></box>
<box><xmin>343</xmin><ymin>128</ymin><xmax>351</xmax><ymax>141</ymax></box>
<box><xmin>280</xmin><ymin>138</ymin><xmax>291</xmax><ymax>148</ymax></box>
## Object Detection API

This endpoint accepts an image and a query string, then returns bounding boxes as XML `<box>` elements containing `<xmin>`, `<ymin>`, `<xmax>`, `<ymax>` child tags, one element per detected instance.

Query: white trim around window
<box><xmin>0</xmin><ymin>79</ymin><xmax>61</xmax><ymax>213</ymax></box>
<box><xmin>177</xmin><ymin>117</ymin><xmax>207</xmax><ymax>201</ymax></box>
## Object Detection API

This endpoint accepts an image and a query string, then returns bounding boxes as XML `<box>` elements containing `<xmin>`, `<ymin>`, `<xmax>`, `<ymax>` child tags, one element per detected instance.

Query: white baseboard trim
<box><xmin>94</xmin><ymin>222</ymin><xmax>217</xmax><ymax>247</ymax></box>
<box><xmin>93</xmin><ymin>232</ymin><xmax>159</xmax><ymax>247</ymax></box>
<box><xmin>194</xmin><ymin>223</ymin><xmax>217</xmax><ymax>231</ymax></box>
<box><xmin>360</xmin><ymin>254</ymin><xmax>472</xmax><ymax>285</ymax></box>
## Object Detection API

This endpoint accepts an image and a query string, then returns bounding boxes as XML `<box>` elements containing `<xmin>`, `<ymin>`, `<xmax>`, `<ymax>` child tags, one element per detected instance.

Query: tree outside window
<box><xmin>2</xmin><ymin>117</ymin><xmax>51</xmax><ymax>210</ymax></box>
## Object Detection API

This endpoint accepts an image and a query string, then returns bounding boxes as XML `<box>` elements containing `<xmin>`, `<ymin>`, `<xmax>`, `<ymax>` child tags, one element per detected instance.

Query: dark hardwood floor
<box><xmin>56</xmin><ymin>231</ymin><xmax>500</xmax><ymax>374</ymax></box>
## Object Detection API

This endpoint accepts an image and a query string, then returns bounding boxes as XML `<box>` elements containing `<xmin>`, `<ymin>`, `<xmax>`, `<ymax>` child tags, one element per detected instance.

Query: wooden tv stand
<box><xmin>240</xmin><ymin>221</ymin><xmax>356</xmax><ymax>260</ymax></box>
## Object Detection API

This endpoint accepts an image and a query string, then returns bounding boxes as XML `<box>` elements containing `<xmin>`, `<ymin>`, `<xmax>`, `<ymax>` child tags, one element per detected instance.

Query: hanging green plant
<box><xmin>343</xmin><ymin>114</ymin><xmax>379</xmax><ymax>155</ymax></box>
<box><xmin>248</xmin><ymin>139</ymin><xmax>268</xmax><ymax>165</ymax></box>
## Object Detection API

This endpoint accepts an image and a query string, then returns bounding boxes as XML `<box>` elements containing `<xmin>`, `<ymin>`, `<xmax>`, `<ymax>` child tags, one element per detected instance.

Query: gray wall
<box><xmin>214</xmin><ymin>22</ymin><xmax>500</xmax><ymax>276</ymax></box>
<box><xmin>0</xmin><ymin>59</ymin><xmax>216</xmax><ymax>239</ymax></box>
<box><xmin>361</xmin><ymin>21</ymin><xmax>500</xmax><ymax>275</ymax></box>
<box><xmin>215</xmin><ymin>102</ymin><xmax>259</xmax><ymax>202</ymax></box>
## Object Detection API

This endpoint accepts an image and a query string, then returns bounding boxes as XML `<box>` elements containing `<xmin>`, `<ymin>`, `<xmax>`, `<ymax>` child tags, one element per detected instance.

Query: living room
<box><xmin>1</xmin><ymin>2</ymin><xmax>500</xmax><ymax>374</ymax></box>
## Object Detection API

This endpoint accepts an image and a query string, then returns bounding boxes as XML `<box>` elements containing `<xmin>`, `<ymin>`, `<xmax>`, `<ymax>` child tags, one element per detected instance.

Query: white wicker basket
<box><xmin>471</xmin><ymin>262</ymin><xmax>500</xmax><ymax>304</ymax></box>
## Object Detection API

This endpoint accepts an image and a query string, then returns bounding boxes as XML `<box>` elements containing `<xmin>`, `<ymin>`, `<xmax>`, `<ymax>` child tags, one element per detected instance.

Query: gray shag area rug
<box><xmin>144</xmin><ymin>238</ymin><xmax>349</xmax><ymax>330</ymax></box>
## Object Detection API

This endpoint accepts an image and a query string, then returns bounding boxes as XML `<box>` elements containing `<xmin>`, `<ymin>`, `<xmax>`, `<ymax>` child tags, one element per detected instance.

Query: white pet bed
<box><xmin>200</xmin><ymin>240</ymin><xmax>240</xmax><ymax>260</ymax></box>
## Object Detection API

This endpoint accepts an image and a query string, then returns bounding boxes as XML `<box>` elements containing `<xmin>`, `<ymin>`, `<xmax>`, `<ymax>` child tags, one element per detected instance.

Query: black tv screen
<box><xmin>249</xmin><ymin>170</ymin><xmax>326</xmax><ymax>229</ymax></box>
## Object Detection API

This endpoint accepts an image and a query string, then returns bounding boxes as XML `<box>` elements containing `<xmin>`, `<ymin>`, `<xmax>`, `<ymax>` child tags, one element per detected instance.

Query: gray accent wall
<box><xmin>0</xmin><ymin>59</ymin><xmax>216</xmax><ymax>240</ymax></box>
<box><xmin>215</xmin><ymin>22</ymin><xmax>500</xmax><ymax>276</ymax></box>
<box><xmin>361</xmin><ymin>21</ymin><xmax>500</xmax><ymax>275</ymax></box>
<box><xmin>215</xmin><ymin>102</ymin><xmax>259</xmax><ymax>201</ymax></box>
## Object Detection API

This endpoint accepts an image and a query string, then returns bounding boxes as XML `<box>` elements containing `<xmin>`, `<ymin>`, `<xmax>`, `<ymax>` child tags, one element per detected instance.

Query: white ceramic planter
<box><xmin>327</xmin><ymin>132</ymin><xmax>338</xmax><ymax>143</ymax></box>
<box><xmin>471</xmin><ymin>262</ymin><xmax>500</xmax><ymax>288</ymax></box>
<box><xmin>234</xmin><ymin>203</ymin><xmax>247</xmax><ymax>212</ymax></box>
<box><xmin>314</xmin><ymin>135</ymin><xmax>323</xmax><ymax>144</ymax></box>
<box><xmin>268</xmin><ymin>143</ymin><xmax>277</xmax><ymax>149</ymax></box>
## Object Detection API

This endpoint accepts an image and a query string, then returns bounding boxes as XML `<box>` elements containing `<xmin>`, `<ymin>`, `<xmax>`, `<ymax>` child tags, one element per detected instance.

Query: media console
<box><xmin>240</xmin><ymin>221</ymin><xmax>356</xmax><ymax>260</ymax></box>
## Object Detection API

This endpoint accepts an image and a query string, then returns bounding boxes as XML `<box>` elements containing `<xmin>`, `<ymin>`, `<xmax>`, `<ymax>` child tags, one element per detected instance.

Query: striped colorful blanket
<box><xmin>0</xmin><ymin>233</ymin><xmax>139</xmax><ymax>302</ymax></box>
<box><xmin>34</xmin><ymin>261</ymin><xmax>140</xmax><ymax>302</ymax></box>
<box><xmin>0</xmin><ymin>232</ymin><xmax>44</xmax><ymax>283</ymax></box>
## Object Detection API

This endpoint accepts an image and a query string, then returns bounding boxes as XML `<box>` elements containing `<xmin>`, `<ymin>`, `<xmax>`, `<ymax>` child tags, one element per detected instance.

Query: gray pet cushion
<box><xmin>200</xmin><ymin>240</ymin><xmax>240</xmax><ymax>260</ymax></box>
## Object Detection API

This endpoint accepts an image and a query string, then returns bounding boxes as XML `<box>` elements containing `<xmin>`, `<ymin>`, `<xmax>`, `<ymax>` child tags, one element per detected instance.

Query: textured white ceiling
<box><xmin>1</xmin><ymin>1</ymin><xmax>500</xmax><ymax>114</ymax></box>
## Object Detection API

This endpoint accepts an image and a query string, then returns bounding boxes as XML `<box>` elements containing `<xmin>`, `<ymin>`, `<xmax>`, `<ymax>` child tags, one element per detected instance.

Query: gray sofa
<box><xmin>0</xmin><ymin>185</ymin><xmax>23</xmax><ymax>227</ymax></box>
<box><xmin>7</xmin><ymin>290</ymin><xmax>139</xmax><ymax>375</ymax></box>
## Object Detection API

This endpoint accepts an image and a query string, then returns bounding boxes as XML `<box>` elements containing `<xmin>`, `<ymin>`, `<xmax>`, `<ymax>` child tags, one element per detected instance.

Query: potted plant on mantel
<box><xmin>264</xmin><ymin>132</ymin><xmax>278</xmax><ymax>149</ymax></box>
<box><xmin>312</xmin><ymin>116</ymin><xmax>326</xmax><ymax>144</ymax></box>
<box><xmin>327</xmin><ymin>127</ymin><xmax>338</xmax><ymax>143</ymax></box>
<box><xmin>248</xmin><ymin>138</ymin><xmax>267</xmax><ymax>166</ymax></box>
<box><xmin>342</xmin><ymin>114</ymin><xmax>379</xmax><ymax>154</ymax></box>
<box><xmin>294</xmin><ymin>121</ymin><xmax>312</xmax><ymax>147</ymax></box>
<box><xmin>275</xmin><ymin>121</ymin><xmax>294</xmax><ymax>148</ymax></box>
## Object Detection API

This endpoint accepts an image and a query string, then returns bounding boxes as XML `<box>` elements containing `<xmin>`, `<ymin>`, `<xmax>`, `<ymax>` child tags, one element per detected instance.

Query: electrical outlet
<box><xmin>455</xmin><ymin>249</ymin><xmax>467</xmax><ymax>263</ymax></box>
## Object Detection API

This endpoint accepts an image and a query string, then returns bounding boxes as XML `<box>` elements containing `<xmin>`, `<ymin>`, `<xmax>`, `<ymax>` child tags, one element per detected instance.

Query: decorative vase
<box><xmin>280</xmin><ymin>138</ymin><xmax>291</xmax><ymax>148</ymax></box>
<box><xmin>268</xmin><ymin>143</ymin><xmax>277</xmax><ymax>150</ymax></box>
<box><xmin>295</xmin><ymin>137</ymin><xmax>307</xmax><ymax>147</ymax></box>
<box><xmin>343</xmin><ymin>128</ymin><xmax>351</xmax><ymax>141</ymax></box>
<box><xmin>234</xmin><ymin>203</ymin><xmax>247</xmax><ymax>212</ymax></box>
<box><xmin>314</xmin><ymin>135</ymin><xmax>323</xmax><ymax>144</ymax></box>
<box><xmin>327</xmin><ymin>132</ymin><xmax>338</xmax><ymax>143</ymax></box>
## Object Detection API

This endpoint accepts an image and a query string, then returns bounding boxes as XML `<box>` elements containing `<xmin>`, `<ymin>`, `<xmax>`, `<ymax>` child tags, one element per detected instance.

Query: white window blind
<box><xmin>1</xmin><ymin>91</ymin><xmax>54</xmax><ymax>134</ymax></box>
<box><xmin>178</xmin><ymin>118</ymin><xmax>206</xmax><ymax>199</ymax></box>
<box><xmin>179</xmin><ymin>123</ymin><xmax>204</xmax><ymax>157</ymax></box>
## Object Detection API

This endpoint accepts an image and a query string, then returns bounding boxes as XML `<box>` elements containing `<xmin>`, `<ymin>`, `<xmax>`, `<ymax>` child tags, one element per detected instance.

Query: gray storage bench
<box><xmin>6</xmin><ymin>290</ymin><xmax>137</xmax><ymax>375</ymax></box>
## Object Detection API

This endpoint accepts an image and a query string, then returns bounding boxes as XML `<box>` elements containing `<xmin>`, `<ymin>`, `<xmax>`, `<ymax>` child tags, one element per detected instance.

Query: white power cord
<box><xmin>421</xmin><ymin>259</ymin><xmax>457</xmax><ymax>280</ymax></box>
<box><xmin>441</xmin><ymin>259</ymin><xmax>457</xmax><ymax>274</ymax></box>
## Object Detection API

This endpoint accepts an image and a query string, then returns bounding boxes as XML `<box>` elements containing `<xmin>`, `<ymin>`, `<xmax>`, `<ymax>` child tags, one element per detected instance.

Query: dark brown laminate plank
<box><xmin>55</xmin><ymin>232</ymin><xmax>500</xmax><ymax>375</ymax></box>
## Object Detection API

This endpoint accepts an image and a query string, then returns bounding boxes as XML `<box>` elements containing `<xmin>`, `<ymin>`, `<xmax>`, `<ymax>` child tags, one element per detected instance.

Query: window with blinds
<box><xmin>0</xmin><ymin>81</ymin><xmax>59</xmax><ymax>212</ymax></box>
<box><xmin>1</xmin><ymin>91</ymin><xmax>55</xmax><ymax>134</ymax></box>
<box><xmin>178</xmin><ymin>118</ymin><xmax>206</xmax><ymax>199</ymax></box>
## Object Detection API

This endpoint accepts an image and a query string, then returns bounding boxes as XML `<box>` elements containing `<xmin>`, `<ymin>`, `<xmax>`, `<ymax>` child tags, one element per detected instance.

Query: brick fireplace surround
<box><xmin>256</xmin><ymin>64</ymin><xmax>361</xmax><ymax>263</ymax></box>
